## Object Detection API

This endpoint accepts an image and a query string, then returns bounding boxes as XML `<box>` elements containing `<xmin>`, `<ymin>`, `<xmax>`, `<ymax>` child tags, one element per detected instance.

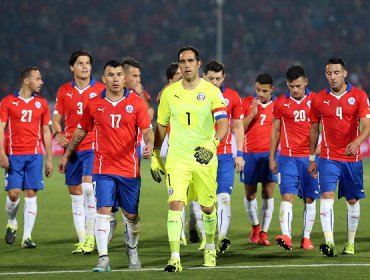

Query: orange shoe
<box><xmin>275</xmin><ymin>235</ymin><xmax>293</xmax><ymax>250</ymax></box>
<box><xmin>249</xmin><ymin>224</ymin><xmax>260</xmax><ymax>244</ymax></box>
<box><xmin>301</xmin><ymin>237</ymin><xmax>314</xmax><ymax>250</ymax></box>
<box><xmin>258</xmin><ymin>231</ymin><xmax>271</xmax><ymax>246</ymax></box>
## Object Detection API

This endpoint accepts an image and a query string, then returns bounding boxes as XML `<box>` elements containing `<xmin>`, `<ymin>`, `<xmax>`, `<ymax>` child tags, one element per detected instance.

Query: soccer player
<box><xmin>53</xmin><ymin>50</ymin><xmax>105</xmax><ymax>254</ymax></box>
<box><xmin>151</xmin><ymin>46</ymin><xmax>228</xmax><ymax>272</ymax></box>
<box><xmin>241</xmin><ymin>74</ymin><xmax>277</xmax><ymax>246</ymax></box>
<box><xmin>59</xmin><ymin>60</ymin><xmax>153</xmax><ymax>272</ymax></box>
<box><xmin>269</xmin><ymin>66</ymin><xmax>319</xmax><ymax>251</ymax></box>
<box><xmin>0</xmin><ymin>66</ymin><xmax>53</xmax><ymax>248</ymax></box>
<box><xmin>308</xmin><ymin>57</ymin><xmax>370</xmax><ymax>257</ymax></box>
<box><xmin>201</xmin><ymin>60</ymin><xmax>244</xmax><ymax>253</ymax></box>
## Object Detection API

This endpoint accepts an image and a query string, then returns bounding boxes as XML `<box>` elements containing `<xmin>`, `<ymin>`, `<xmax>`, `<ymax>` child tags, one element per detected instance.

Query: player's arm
<box><xmin>269</xmin><ymin>118</ymin><xmax>281</xmax><ymax>174</ymax></box>
<box><xmin>233</xmin><ymin>119</ymin><xmax>244</xmax><ymax>172</ymax></box>
<box><xmin>42</xmin><ymin>124</ymin><xmax>53</xmax><ymax>177</ymax></box>
<box><xmin>141</xmin><ymin>127</ymin><xmax>154</xmax><ymax>159</ymax></box>
<box><xmin>345</xmin><ymin>117</ymin><xmax>370</xmax><ymax>156</ymax></box>
<box><xmin>242</xmin><ymin>99</ymin><xmax>258</xmax><ymax>131</ymax></box>
<box><xmin>308</xmin><ymin>121</ymin><xmax>320</xmax><ymax>178</ymax></box>
<box><xmin>52</xmin><ymin>114</ymin><xmax>69</xmax><ymax>148</ymax></box>
<box><xmin>0</xmin><ymin>122</ymin><xmax>9</xmax><ymax>169</ymax></box>
<box><xmin>215</xmin><ymin>117</ymin><xmax>229</xmax><ymax>142</ymax></box>
<box><xmin>151</xmin><ymin>123</ymin><xmax>167</xmax><ymax>182</ymax></box>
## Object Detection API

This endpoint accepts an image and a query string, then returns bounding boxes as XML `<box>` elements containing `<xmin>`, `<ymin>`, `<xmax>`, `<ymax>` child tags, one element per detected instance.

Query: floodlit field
<box><xmin>0</xmin><ymin>158</ymin><xmax>369</xmax><ymax>280</ymax></box>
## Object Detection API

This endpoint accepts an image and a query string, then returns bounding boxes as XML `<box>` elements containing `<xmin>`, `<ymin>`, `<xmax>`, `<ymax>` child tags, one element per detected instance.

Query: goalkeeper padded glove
<box><xmin>194</xmin><ymin>138</ymin><xmax>220</xmax><ymax>165</ymax></box>
<box><xmin>151</xmin><ymin>148</ymin><xmax>165</xmax><ymax>183</ymax></box>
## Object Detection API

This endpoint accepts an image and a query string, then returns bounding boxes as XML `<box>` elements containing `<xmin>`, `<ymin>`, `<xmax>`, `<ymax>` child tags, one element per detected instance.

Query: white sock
<box><xmin>279</xmin><ymin>201</ymin><xmax>292</xmax><ymax>238</ymax></box>
<box><xmin>181</xmin><ymin>208</ymin><xmax>186</xmax><ymax>238</ymax></box>
<box><xmin>217</xmin><ymin>193</ymin><xmax>231</xmax><ymax>240</ymax></box>
<box><xmin>320</xmin><ymin>199</ymin><xmax>334</xmax><ymax>243</ymax></box>
<box><xmin>244</xmin><ymin>197</ymin><xmax>259</xmax><ymax>226</ymax></box>
<box><xmin>261</xmin><ymin>198</ymin><xmax>274</xmax><ymax>232</ymax></box>
<box><xmin>188</xmin><ymin>201</ymin><xmax>197</xmax><ymax>230</ymax></box>
<box><xmin>347</xmin><ymin>201</ymin><xmax>360</xmax><ymax>244</ymax></box>
<box><xmin>6</xmin><ymin>196</ymin><xmax>20</xmax><ymax>227</ymax></box>
<box><xmin>192</xmin><ymin>201</ymin><xmax>205</xmax><ymax>238</ymax></box>
<box><xmin>95</xmin><ymin>213</ymin><xmax>110</xmax><ymax>256</ymax></box>
<box><xmin>82</xmin><ymin>183</ymin><xmax>96</xmax><ymax>236</ymax></box>
<box><xmin>23</xmin><ymin>197</ymin><xmax>37</xmax><ymax>240</ymax></box>
<box><xmin>71</xmin><ymin>194</ymin><xmax>86</xmax><ymax>243</ymax></box>
<box><xmin>303</xmin><ymin>200</ymin><xmax>316</xmax><ymax>238</ymax></box>
<box><xmin>123</xmin><ymin>216</ymin><xmax>140</xmax><ymax>248</ymax></box>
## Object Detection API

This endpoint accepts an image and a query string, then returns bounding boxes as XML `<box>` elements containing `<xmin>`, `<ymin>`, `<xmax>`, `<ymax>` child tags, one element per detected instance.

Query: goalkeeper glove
<box><xmin>151</xmin><ymin>148</ymin><xmax>165</xmax><ymax>183</ymax></box>
<box><xmin>194</xmin><ymin>138</ymin><xmax>220</xmax><ymax>165</ymax></box>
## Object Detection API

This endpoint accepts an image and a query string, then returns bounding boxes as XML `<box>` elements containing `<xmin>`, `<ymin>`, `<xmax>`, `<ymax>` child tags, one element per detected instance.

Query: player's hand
<box><xmin>58</xmin><ymin>156</ymin><xmax>69</xmax><ymax>174</ymax></box>
<box><xmin>269</xmin><ymin>157</ymin><xmax>278</xmax><ymax>175</ymax></box>
<box><xmin>235</xmin><ymin>156</ymin><xmax>244</xmax><ymax>173</ymax></box>
<box><xmin>141</xmin><ymin>143</ymin><xmax>153</xmax><ymax>159</ymax></box>
<box><xmin>150</xmin><ymin>148</ymin><xmax>165</xmax><ymax>183</ymax></box>
<box><xmin>251</xmin><ymin>99</ymin><xmax>258</xmax><ymax>117</ymax></box>
<box><xmin>308</xmin><ymin>160</ymin><xmax>317</xmax><ymax>179</ymax></box>
<box><xmin>55</xmin><ymin>132</ymin><xmax>69</xmax><ymax>148</ymax></box>
<box><xmin>45</xmin><ymin>159</ymin><xmax>53</xmax><ymax>177</ymax></box>
<box><xmin>0</xmin><ymin>153</ymin><xmax>9</xmax><ymax>169</ymax></box>
<box><xmin>345</xmin><ymin>140</ymin><xmax>360</xmax><ymax>156</ymax></box>
<box><xmin>194</xmin><ymin>138</ymin><xmax>220</xmax><ymax>165</ymax></box>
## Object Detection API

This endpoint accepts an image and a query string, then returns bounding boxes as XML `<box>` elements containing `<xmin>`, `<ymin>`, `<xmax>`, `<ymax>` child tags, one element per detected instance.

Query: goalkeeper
<box><xmin>151</xmin><ymin>46</ymin><xmax>228</xmax><ymax>272</ymax></box>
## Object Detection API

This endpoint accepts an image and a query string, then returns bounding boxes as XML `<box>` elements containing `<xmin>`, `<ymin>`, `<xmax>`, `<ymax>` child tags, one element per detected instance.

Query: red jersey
<box><xmin>242</xmin><ymin>95</ymin><xmax>276</xmax><ymax>153</ymax></box>
<box><xmin>78</xmin><ymin>89</ymin><xmax>152</xmax><ymax>178</ymax></box>
<box><xmin>0</xmin><ymin>91</ymin><xmax>50</xmax><ymax>155</ymax></box>
<box><xmin>54</xmin><ymin>78</ymin><xmax>105</xmax><ymax>151</ymax></box>
<box><xmin>217</xmin><ymin>86</ymin><xmax>244</xmax><ymax>154</ymax></box>
<box><xmin>136</xmin><ymin>89</ymin><xmax>151</xmax><ymax>147</ymax></box>
<box><xmin>310</xmin><ymin>83</ymin><xmax>370</xmax><ymax>162</ymax></box>
<box><xmin>273</xmin><ymin>89</ymin><xmax>315</xmax><ymax>157</ymax></box>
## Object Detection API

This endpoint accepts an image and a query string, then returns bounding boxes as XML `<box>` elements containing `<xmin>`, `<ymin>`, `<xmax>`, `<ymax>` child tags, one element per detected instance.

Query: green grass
<box><xmin>0</xmin><ymin>158</ymin><xmax>370</xmax><ymax>279</ymax></box>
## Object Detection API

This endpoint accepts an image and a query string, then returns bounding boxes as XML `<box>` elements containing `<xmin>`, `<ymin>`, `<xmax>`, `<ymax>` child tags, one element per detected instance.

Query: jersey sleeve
<box><xmin>78</xmin><ymin>102</ymin><xmax>94</xmax><ymax>131</ymax></box>
<box><xmin>212</xmin><ymin>90</ymin><xmax>227</xmax><ymax>120</ymax></box>
<box><xmin>54</xmin><ymin>87</ymin><xmax>65</xmax><ymax>116</ymax></box>
<box><xmin>242</xmin><ymin>97</ymin><xmax>252</xmax><ymax>117</ymax></box>
<box><xmin>0</xmin><ymin>97</ymin><xmax>9</xmax><ymax>122</ymax></box>
<box><xmin>358</xmin><ymin>90</ymin><xmax>370</xmax><ymax>119</ymax></box>
<box><xmin>231</xmin><ymin>92</ymin><xmax>244</xmax><ymax>120</ymax></box>
<box><xmin>309</xmin><ymin>94</ymin><xmax>320</xmax><ymax>123</ymax></box>
<box><xmin>136</xmin><ymin>98</ymin><xmax>152</xmax><ymax>130</ymax></box>
<box><xmin>157</xmin><ymin>88</ymin><xmax>170</xmax><ymax>126</ymax></box>
<box><xmin>42</xmin><ymin>99</ymin><xmax>51</xmax><ymax>126</ymax></box>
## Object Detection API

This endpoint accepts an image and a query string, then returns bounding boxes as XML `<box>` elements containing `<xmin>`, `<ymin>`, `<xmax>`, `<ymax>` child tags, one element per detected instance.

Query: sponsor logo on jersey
<box><xmin>197</xmin><ymin>92</ymin><xmax>205</xmax><ymax>101</ymax></box>
<box><xmin>90</xmin><ymin>92</ymin><xmax>97</xmax><ymax>99</ymax></box>
<box><xmin>66</xmin><ymin>93</ymin><xmax>73</xmax><ymax>99</ymax></box>
<box><xmin>126</xmin><ymin>105</ymin><xmax>134</xmax><ymax>113</ymax></box>
<box><xmin>323</xmin><ymin>100</ymin><xmax>330</xmax><ymax>106</ymax></box>
<box><xmin>174</xmin><ymin>94</ymin><xmax>180</xmax><ymax>99</ymax></box>
<box><xmin>12</xmin><ymin>101</ymin><xmax>19</xmax><ymax>106</ymax></box>
<box><xmin>348</xmin><ymin>97</ymin><xmax>356</xmax><ymax>105</ymax></box>
<box><xmin>97</xmin><ymin>107</ymin><xmax>105</xmax><ymax>112</ymax></box>
<box><xmin>35</xmin><ymin>101</ymin><xmax>41</xmax><ymax>109</ymax></box>
<box><xmin>284</xmin><ymin>103</ymin><xmax>290</xmax><ymax>108</ymax></box>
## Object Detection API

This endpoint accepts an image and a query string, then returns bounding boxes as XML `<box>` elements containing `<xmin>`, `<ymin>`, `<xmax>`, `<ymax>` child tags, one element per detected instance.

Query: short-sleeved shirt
<box><xmin>157</xmin><ymin>79</ymin><xmax>227</xmax><ymax>166</ymax></box>
<box><xmin>0</xmin><ymin>91</ymin><xmax>51</xmax><ymax>155</ymax></box>
<box><xmin>54</xmin><ymin>78</ymin><xmax>105</xmax><ymax>151</ymax></box>
<box><xmin>273</xmin><ymin>88</ymin><xmax>315</xmax><ymax>157</ymax></box>
<box><xmin>217</xmin><ymin>86</ymin><xmax>244</xmax><ymax>155</ymax></box>
<box><xmin>242</xmin><ymin>95</ymin><xmax>276</xmax><ymax>153</ymax></box>
<box><xmin>78</xmin><ymin>89</ymin><xmax>151</xmax><ymax>178</ymax></box>
<box><xmin>310</xmin><ymin>83</ymin><xmax>370</xmax><ymax>162</ymax></box>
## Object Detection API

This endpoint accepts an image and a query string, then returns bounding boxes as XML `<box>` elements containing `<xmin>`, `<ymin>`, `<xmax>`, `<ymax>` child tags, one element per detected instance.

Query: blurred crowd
<box><xmin>1</xmin><ymin>0</ymin><xmax>369</xmax><ymax>103</ymax></box>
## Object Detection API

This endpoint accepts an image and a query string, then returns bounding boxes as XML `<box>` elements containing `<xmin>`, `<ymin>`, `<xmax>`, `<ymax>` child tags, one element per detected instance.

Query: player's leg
<box><xmin>187</xmin><ymin>201</ymin><xmax>200</xmax><ymax>243</ymax></box>
<box><xmin>180</xmin><ymin>207</ymin><xmax>187</xmax><ymax>246</ymax></box>
<box><xmin>118</xmin><ymin>176</ymin><xmax>142</xmax><ymax>269</ymax></box>
<box><xmin>93</xmin><ymin>174</ymin><xmax>114</xmax><ymax>272</ymax></box>
<box><xmin>189</xmin><ymin>200</ymin><xmax>206</xmax><ymax>250</ymax></box>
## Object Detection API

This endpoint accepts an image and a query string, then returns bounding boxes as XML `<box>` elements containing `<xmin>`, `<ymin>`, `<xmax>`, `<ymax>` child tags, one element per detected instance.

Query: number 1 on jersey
<box><xmin>186</xmin><ymin>112</ymin><xmax>190</xmax><ymax>125</ymax></box>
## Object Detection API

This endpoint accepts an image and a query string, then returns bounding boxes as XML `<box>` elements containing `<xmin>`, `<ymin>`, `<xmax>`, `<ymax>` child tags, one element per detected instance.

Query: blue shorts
<box><xmin>278</xmin><ymin>156</ymin><xmax>319</xmax><ymax>199</ymax></box>
<box><xmin>318</xmin><ymin>158</ymin><xmax>364</xmax><ymax>200</ymax></box>
<box><xmin>65</xmin><ymin>150</ymin><xmax>94</xmax><ymax>185</ymax></box>
<box><xmin>136</xmin><ymin>145</ymin><xmax>141</xmax><ymax>165</ymax></box>
<box><xmin>93</xmin><ymin>174</ymin><xmax>141</xmax><ymax>214</ymax></box>
<box><xmin>217</xmin><ymin>154</ymin><xmax>235</xmax><ymax>194</ymax></box>
<box><xmin>240</xmin><ymin>152</ymin><xmax>278</xmax><ymax>185</ymax></box>
<box><xmin>5</xmin><ymin>154</ymin><xmax>43</xmax><ymax>191</ymax></box>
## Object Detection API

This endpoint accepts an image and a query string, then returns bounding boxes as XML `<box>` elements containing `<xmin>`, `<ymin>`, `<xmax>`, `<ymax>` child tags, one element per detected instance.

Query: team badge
<box><xmin>35</xmin><ymin>101</ymin><xmax>41</xmax><ymax>109</ymax></box>
<box><xmin>168</xmin><ymin>187</ymin><xmax>174</xmax><ymax>196</ymax></box>
<box><xmin>197</xmin><ymin>92</ymin><xmax>205</xmax><ymax>101</ymax></box>
<box><xmin>90</xmin><ymin>92</ymin><xmax>97</xmax><ymax>99</ymax></box>
<box><xmin>125</xmin><ymin>105</ymin><xmax>134</xmax><ymax>113</ymax></box>
<box><xmin>307</xmin><ymin>100</ymin><xmax>311</xmax><ymax>109</ymax></box>
<box><xmin>224</xmin><ymin>98</ymin><xmax>230</xmax><ymax>106</ymax></box>
<box><xmin>348</xmin><ymin>97</ymin><xmax>356</xmax><ymax>105</ymax></box>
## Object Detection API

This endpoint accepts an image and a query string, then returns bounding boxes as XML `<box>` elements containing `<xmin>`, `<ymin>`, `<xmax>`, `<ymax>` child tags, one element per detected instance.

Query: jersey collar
<box><xmin>13</xmin><ymin>90</ymin><xmax>37</xmax><ymax>97</ymax></box>
<box><xmin>285</xmin><ymin>87</ymin><xmax>311</xmax><ymax>98</ymax></box>
<box><xmin>326</xmin><ymin>82</ymin><xmax>352</xmax><ymax>93</ymax></box>
<box><xmin>100</xmin><ymin>88</ymin><xmax>130</xmax><ymax>98</ymax></box>
<box><xmin>71</xmin><ymin>77</ymin><xmax>97</xmax><ymax>88</ymax></box>
<box><xmin>220</xmin><ymin>84</ymin><xmax>225</xmax><ymax>93</ymax></box>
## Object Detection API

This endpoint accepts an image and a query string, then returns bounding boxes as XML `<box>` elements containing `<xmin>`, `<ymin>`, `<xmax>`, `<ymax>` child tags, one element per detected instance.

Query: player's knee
<box><xmin>347</xmin><ymin>198</ymin><xmax>358</xmax><ymax>205</ymax></box>
<box><xmin>124</xmin><ymin>213</ymin><xmax>138</xmax><ymax>221</ymax></box>
<box><xmin>200</xmin><ymin>205</ymin><xmax>214</xmax><ymax>215</ymax></box>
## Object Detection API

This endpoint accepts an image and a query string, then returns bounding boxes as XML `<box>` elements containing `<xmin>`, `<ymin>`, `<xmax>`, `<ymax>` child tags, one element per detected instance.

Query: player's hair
<box><xmin>69</xmin><ymin>50</ymin><xmax>92</xmax><ymax>66</ymax></box>
<box><xmin>286</xmin><ymin>66</ymin><xmax>306</xmax><ymax>82</ymax></box>
<box><xmin>19</xmin><ymin>66</ymin><xmax>39</xmax><ymax>82</ymax></box>
<box><xmin>256</xmin><ymin>73</ymin><xmax>273</xmax><ymax>85</ymax></box>
<box><xmin>122</xmin><ymin>58</ymin><xmax>141</xmax><ymax>73</ymax></box>
<box><xmin>166</xmin><ymin>62</ymin><xmax>179</xmax><ymax>82</ymax></box>
<box><xmin>204</xmin><ymin>60</ymin><xmax>225</xmax><ymax>75</ymax></box>
<box><xmin>326</xmin><ymin>57</ymin><xmax>346</xmax><ymax>69</ymax></box>
<box><xmin>177</xmin><ymin>46</ymin><xmax>200</xmax><ymax>62</ymax></box>
<box><xmin>103</xmin><ymin>60</ymin><xmax>122</xmax><ymax>70</ymax></box>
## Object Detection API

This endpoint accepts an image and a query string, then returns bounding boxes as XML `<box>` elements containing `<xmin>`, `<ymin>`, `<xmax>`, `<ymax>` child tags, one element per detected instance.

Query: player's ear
<box><xmin>197</xmin><ymin>60</ymin><xmax>202</xmax><ymax>68</ymax></box>
<box><xmin>69</xmin><ymin>65</ymin><xmax>74</xmax><ymax>72</ymax></box>
<box><xmin>343</xmin><ymin>70</ymin><xmax>348</xmax><ymax>78</ymax></box>
<box><xmin>101</xmin><ymin>74</ymin><xmax>106</xmax><ymax>84</ymax></box>
<box><xmin>304</xmin><ymin>78</ymin><xmax>308</xmax><ymax>86</ymax></box>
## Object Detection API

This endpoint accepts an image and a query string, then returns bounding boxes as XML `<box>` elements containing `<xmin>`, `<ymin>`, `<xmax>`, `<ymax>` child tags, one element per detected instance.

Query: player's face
<box><xmin>179</xmin><ymin>50</ymin><xmax>200</xmax><ymax>82</ymax></box>
<box><xmin>169</xmin><ymin>68</ymin><xmax>182</xmax><ymax>83</ymax></box>
<box><xmin>124</xmin><ymin>66</ymin><xmax>141</xmax><ymax>90</ymax></box>
<box><xmin>325</xmin><ymin>64</ymin><xmax>347</xmax><ymax>93</ymax></box>
<box><xmin>26</xmin><ymin>70</ymin><xmax>44</xmax><ymax>93</ymax></box>
<box><xmin>203</xmin><ymin>70</ymin><xmax>225</xmax><ymax>88</ymax></box>
<box><xmin>70</xmin><ymin>55</ymin><xmax>91</xmax><ymax>80</ymax></box>
<box><xmin>286</xmin><ymin>76</ymin><xmax>307</xmax><ymax>100</ymax></box>
<box><xmin>255</xmin><ymin>82</ymin><xmax>273</xmax><ymax>104</ymax></box>
<box><xmin>102</xmin><ymin>66</ymin><xmax>125</xmax><ymax>94</ymax></box>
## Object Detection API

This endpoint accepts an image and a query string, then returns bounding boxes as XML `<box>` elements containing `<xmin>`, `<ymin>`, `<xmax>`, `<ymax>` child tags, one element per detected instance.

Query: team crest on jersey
<box><xmin>224</xmin><ymin>98</ymin><xmax>230</xmax><ymax>106</ymax></box>
<box><xmin>35</xmin><ymin>101</ymin><xmax>41</xmax><ymax>109</ymax></box>
<box><xmin>197</xmin><ymin>92</ymin><xmax>206</xmax><ymax>101</ymax></box>
<box><xmin>125</xmin><ymin>105</ymin><xmax>134</xmax><ymax>113</ymax></box>
<box><xmin>348</xmin><ymin>97</ymin><xmax>356</xmax><ymax>105</ymax></box>
<box><xmin>307</xmin><ymin>100</ymin><xmax>311</xmax><ymax>109</ymax></box>
<box><xmin>168</xmin><ymin>187</ymin><xmax>174</xmax><ymax>196</ymax></box>
<box><xmin>90</xmin><ymin>92</ymin><xmax>97</xmax><ymax>99</ymax></box>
